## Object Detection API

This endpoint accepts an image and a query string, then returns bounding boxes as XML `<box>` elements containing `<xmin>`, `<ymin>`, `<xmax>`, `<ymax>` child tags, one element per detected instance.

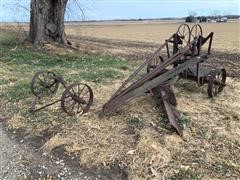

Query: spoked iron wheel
<box><xmin>147</xmin><ymin>56</ymin><xmax>164</xmax><ymax>73</ymax></box>
<box><xmin>176</xmin><ymin>24</ymin><xmax>191</xmax><ymax>48</ymax></box>
<box><xmin>61</xmin><ymin>83</ymin><xmax>93</xmax><ymax>116</ymax></box>
<box><xmin>190</xmin><ymin>24</ymin><xmax>203</xmax><ymax>41</ymax></box>
<box><xmin>31</xmin><ymin>70</ymin><xmax>59</xmax><ymax>97</ymax></box>
<box><xmin>207</xmin><ymin>69</ymin><xmax>226</xmax><ymax>97</ymax></box>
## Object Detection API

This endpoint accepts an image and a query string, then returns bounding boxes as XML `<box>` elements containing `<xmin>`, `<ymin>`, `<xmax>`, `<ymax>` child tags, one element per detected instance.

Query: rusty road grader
<box><xmin>100</xmin><ymin>24</ymin><xmax>226</xmax><ymax>136</ymax></box>
<box><xmin>30</xmin><ymin>24</ymin><xmax>226</xmax><ymax>136</ymax></box>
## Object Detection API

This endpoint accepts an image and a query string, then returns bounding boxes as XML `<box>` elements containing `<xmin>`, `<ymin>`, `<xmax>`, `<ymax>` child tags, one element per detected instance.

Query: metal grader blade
<box><xmin>151</xmin><ymin>85</ymin><xmax>183</xmax><ymax>136</ymax></box>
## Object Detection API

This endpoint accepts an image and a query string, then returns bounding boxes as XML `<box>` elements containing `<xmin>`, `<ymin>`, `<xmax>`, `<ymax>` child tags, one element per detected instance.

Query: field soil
<box><xmin>3</xmin><ymin>20</ymin><xmax>240</xmax><ymax>53</ymax></box>
<box><xmin>66</xmin><ymin>20</ymin><xmax>239</xmax><ymax>53</ymax></box>
<box><xmin>68</xmin><ymin>35</ymin><xmax>240</xmax><ymax>77</ymax></box>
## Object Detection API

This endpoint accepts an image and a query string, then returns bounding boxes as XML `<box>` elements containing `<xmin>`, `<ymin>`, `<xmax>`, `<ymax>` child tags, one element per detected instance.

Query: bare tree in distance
<box><xmin>211</xmin><ymin>10</ymin><xmax>221</xmax><ymax>19</ymax></box>
<box><xmin>188</xmin><ymin>11</ymin><xmax>197</xmax><ymax>18</ymax></box>
<box><xmin>185</xmin><ymin>11</ymin><xmax>197</xmax><ymax>23</ymax></box>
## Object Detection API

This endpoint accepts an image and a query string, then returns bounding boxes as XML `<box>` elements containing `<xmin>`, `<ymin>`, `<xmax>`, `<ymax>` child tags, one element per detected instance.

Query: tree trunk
<box><xmin>29</xmin><ymin>0</ymin><xmax>68</xmax><ymax>45</ymax></box>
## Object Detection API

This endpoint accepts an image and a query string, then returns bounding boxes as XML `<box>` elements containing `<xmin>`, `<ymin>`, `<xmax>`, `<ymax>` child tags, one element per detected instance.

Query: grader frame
<box><xmin>100</xmin><ymin>24</ymin><xmax>226</xmax><ymax>136</ymax></box>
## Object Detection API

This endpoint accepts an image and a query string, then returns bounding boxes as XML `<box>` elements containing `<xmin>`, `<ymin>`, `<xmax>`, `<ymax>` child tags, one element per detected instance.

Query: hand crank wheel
<box><xmin>190</xmin><ymin>24</ymin><xmax>203</xmax><ymax>41</ymax></box>
<box><xmin>176</xmin><ymin>23</ymin><xmax>191</xmax><ymax>47</ymax></box>
<box><xmin>61</xmin><ymin>83</ymin><xmax>93</xmax><ymax>116</ymax></box>
<box><xmin>207</xmin><ymin>69</ymin><xmax>226</xmax><ymax>97</ymax></box>
<box><xmin>31</xmin><ymin>70</ymin><xmax>59</xmax><ymax>97</ymax></box>
<box><xmin>147</xmin><ymin>56</ymin><xmax>164</xmax><ymax>73</ymax></box>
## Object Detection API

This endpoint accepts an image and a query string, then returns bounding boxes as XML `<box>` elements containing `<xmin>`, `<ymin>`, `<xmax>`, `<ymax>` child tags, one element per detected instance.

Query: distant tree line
<box><xmin>185</xmin><ymin>15</ymin><xmax>240</xmax><ymax>23</ymax></box>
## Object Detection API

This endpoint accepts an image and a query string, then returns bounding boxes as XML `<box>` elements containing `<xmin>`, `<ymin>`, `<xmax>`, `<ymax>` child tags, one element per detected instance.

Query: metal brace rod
<box><xmin>109</xmin><ymin>34</ymin><xmax>175</xmax><ymax>100</ymax></box>
<box><xmin>111</xmin><ymin>38</ymin><xmax>198</xmax><ymax>101</ymax></box>
<box><xmin>30</xmin><ymin>98</ymin><xmax>62</xmax><ymax>113</ymax></box>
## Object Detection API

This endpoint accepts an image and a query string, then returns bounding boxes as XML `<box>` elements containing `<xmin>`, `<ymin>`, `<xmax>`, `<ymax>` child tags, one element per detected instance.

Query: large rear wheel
<box><xmin>190</xmin><ymin>24</ymin><xmax>203</xmax><ymax>41</ymax></box>
<box><xmin>61</xmin><ymin>83</ymin><xmax>93</xmax><ymax>116</ymax></box>
<box><xmin>176</xmin><ymin>23</ymin><xmax>191</xmax><ymax>48</ymax></box>
<box><xmin>147</xmin><ymin>56</ymin><xmax>164</xmax><ymax>73</ymax></box>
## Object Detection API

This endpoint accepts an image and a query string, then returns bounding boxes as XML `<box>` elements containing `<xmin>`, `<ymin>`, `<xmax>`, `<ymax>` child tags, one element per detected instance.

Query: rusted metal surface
<box><xmin>207</xmin><ymin>68</ymin><xmax>227</xmax><ymax>97</ymax></box>
<box><xmin>190</xmin><ymin>24</ymin><xmax>203</xmax><ymax>42</ymax></box>
<box><xmin>61</xmin><ymin>83</ymin><xmax>93</xmax><ymax>116</ymax></box>
<box><xmin>100</xmin><ymin>24</ymin><xmax>227</xmax><ymax>136</ymax></box>
<box><xmin>152</xmin><ymin>85</ymin><xmax>183</xmax><ymax>136</ymax></box>
<box><xmin>31</xmin><ymin>70</ymin><xmax>59</xmax><ymax>97</ymax></box>
<box><xmin>29</xmin><ymin>70</ymin><xmax>93</xmax><ymax>116</ymax></box>
<box><xmin>149</xmin><ymin>84</ymin><xmax>183</xmax><ymax>135</ymax></box>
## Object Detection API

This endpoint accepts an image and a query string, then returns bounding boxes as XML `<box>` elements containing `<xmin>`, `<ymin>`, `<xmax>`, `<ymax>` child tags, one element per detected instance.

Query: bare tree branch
<box><xmin>17</xmin><ymin>4</ymin><xmax>30</xmax><ymax>12</ymax></box>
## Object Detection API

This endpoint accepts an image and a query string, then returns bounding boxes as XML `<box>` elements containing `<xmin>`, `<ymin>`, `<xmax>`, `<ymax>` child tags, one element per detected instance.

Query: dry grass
<box><xmin>4</xmin><ymin>75</ymin><xmax>240</xmax><ymax>178</ymax></box>
<box><xmin>41</xmin><ymin>77</ymin><xmax>240</xmax><ymax>179</ymax></box>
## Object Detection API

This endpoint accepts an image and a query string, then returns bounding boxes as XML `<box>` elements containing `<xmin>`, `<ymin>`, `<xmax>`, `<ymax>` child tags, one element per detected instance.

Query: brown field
<box><xmin>2</xmin><ymin>20</ymin><xmax>240</xmax><ymax>53</ymax></box>
<box><xmin>64</xmin><ymin>20</ymin><xmax>240</xmax><ymax>77</ymax></box>
<box><xmin>65</xmin><ymin>20</ymin><xmax>240</xmax><ymax>53</ymax></box>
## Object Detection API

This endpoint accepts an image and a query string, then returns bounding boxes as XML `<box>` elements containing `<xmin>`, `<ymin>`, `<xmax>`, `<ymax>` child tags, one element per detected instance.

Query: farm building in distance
<box><xmin>207</xmin><ymin>17</ymin><xmax>228</xmax><ymax>22</ymax></box>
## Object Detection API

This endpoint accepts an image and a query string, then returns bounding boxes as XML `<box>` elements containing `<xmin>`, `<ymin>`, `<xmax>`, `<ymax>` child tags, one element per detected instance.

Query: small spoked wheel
<box><xmin>61</xmin><ymin>83</ymin><xmax>93</xmax><ymax>116</ymax></box>
<box><xmin>147</xmin><ymin>56</ymin><xmax>164</xmax><ymax>73</ymax></box>
<box><xmin>176</xmin><ymin>24</ymin><xmax>191</xmax><ymax>47</ymax></box>
<box><xmin>31</xmin><ymin>70</ymin><xmax>59</xmax><ymax>97</ymax></box>
<box><xmin>207</xmin><ymin>69</ymin><xmax>226</xmax><ymax>97</ymax></box>
<box><xmin>190</xmin><ymin>24</ymin><xmax>203</xmax><ymax>41</ymax></box>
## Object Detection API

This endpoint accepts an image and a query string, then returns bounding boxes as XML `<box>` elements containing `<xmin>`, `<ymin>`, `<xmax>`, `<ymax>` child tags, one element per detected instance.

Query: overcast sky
<box><xmin>1</xmin><ymin>0</ymin><xmax>239</xmax><ymax>22</ymax></box>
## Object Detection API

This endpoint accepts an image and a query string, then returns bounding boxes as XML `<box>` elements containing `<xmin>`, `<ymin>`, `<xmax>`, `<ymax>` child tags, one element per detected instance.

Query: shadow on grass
<box><xmin>175</xmin><ymin>79</ymin><xmax>205</xmax><ymax>94</ymax></box>
<box><xmin>6</xmin><ymin>80</ymin><xmax>31</xmax><ymax>101</ymax></box>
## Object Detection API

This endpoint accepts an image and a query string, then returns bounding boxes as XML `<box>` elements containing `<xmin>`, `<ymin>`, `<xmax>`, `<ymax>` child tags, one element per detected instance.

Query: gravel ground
<box><xmin>0</xmin><ymin>122</ymin><xmax>91</xmax><ymax>180</ymax></box>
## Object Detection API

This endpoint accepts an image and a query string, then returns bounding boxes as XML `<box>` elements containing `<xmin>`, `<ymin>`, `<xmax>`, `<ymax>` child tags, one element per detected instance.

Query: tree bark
<box><xmin>29</xmin><ymin>0</ymin><xmax>68</xmax><ymax>45</ymax></box>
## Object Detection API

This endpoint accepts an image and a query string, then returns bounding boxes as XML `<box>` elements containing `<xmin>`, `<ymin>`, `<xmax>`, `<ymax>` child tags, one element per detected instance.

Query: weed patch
<box><xmin>0</xmin><ymin>32</ymin><xmax>130</xmax><ymax>96</ymax></box>
<box><xmin>180</xmin><ymin>114</ymin><xmax>192</xmax><ymax>127</ymax></box>
<box><xmin>6</xmin><ymin>80</ymin><xmax>31</xmax><ymax>101</ymax></box>
<box><xmin>169</xmin><ymin>168</ymin><xmax>199</xmax><ymax>180</ymax></box>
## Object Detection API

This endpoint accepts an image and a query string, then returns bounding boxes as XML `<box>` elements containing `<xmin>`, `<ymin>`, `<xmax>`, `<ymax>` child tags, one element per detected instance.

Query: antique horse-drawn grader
<box><xmin>30</xmin><ymin>24</ymin><xmax>226</xmax><ymax>136</ymax></box>
<box><xmin>100</xmin><ymin>24</ymin><xmax>226</xmax><ymax>136</ymax></box>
